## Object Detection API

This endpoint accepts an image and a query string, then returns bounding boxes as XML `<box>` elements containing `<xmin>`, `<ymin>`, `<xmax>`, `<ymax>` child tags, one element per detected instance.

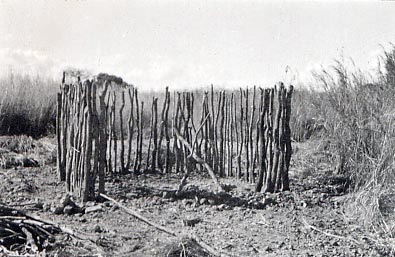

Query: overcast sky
<box><xmin>0</xmin><ymin>0</ymin><xmax>394</xmax><ymax>90</ymax></box>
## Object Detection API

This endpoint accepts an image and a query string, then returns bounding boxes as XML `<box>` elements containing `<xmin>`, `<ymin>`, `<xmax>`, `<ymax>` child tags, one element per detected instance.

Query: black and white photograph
<box><xmin>0</xmin><ymin>0</ymin><xmax>395</xmax><ymax>256</ymax></box>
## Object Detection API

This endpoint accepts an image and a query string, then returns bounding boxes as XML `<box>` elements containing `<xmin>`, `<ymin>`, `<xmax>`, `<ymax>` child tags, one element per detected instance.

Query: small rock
<box><xmin>251</xmin><ymin>201</ymin><xmax>265</xmax><ymax>209</ymax></box>
<box><xmin>63</xmin><ymin>205</ymin><xmax>74</xmax><ymax>215</ymax></box>
<box><xmin>103</xmin><ymin>201</ymin><xmax>111</xmax><ymax>207</ymax></box>
<box><xmin>94</xmin><ymin>224</ymin><xmax>103</xmax><ymax>233</ymax></box>
<box><xmin>208</xmin><ymin>199</ymin><xmax>216</xmax><ymax>205</ymax></box>
<box><xmin>199</xmin><ymin>198</ymin><xmax>208</xmax><ymax>205</ymax></box>
<box><xmin>217</xmin><ymin>204</ymin><xmax>226</xmax><ymax>211</ymax></box>
<box><xmin>85</xmin><ymin>205</ymin><xmax>103</xmax><ymax>214</ymax></box>
<box><xmin>111</xmin><ymin>205</ymin><xmax>119</xmax><ymax>211</ymax></box>
<box><xmin>182</xmin><ymin>218</ymin><xmax>202</xmax><ymax>227</ymax></box>
<box><xmin>42</xmin><ymin>203</ymin><xmax>51</xmax><ymax>212</ymax></box>
<box><xmin>225</xmin><ymin>205</ymin><xmax>233</xmax><ymax>210</ymax></box>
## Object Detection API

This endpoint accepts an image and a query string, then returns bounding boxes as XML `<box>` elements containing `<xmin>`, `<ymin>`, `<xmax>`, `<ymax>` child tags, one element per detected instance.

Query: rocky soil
<box><xmin>0</xmin><ymin>137</ymin><xmax>393</xmax><ymax>256</ymax></box>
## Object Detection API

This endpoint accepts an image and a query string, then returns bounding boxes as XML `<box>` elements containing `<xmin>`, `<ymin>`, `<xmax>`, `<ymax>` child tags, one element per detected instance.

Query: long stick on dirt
<box><xmin>99</xmin><ymin>193</ymin><xmax>229</xmax><ymax>257</ymax></box>
<box><xmin>100</xmin><ymin>193</ymin><xmax>176</xmax><ymax>236</ymax></box>
<box><xmin>301</xmin><ymin>218</ymin><xmax>362</xmax><ymax>245</ymax></box>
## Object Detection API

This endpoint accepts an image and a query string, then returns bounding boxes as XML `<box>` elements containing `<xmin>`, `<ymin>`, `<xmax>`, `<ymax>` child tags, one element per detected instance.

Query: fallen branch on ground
<box><xmin>301</xmin><ymin>217</ymin><xmax>362</xmax><ymax>245</ymax></box>
<box><xmin>0</xmin><ymin>204</ymin><xmax>60</xmax><ymax>254</ymax></box>
<box><xmin>0</xmin><ymin>204</ymin><xmax>103</xmax><ymax>255</ymax></box>
<box><xmin>100</xmin><ymin>193</ymin><xmax>231</xmax><ymax>257</ymax></box>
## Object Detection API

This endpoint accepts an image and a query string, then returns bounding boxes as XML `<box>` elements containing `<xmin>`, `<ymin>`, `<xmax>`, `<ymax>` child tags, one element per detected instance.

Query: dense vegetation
<box><xmin>0</xmin><ymin>73</ymin><xmax>57</xmax><ymax>137</ymax></box>
<box><xmin>292</xmin><ymin>48</ymin><xmax>395</xmax><ymax>234</ymax></box>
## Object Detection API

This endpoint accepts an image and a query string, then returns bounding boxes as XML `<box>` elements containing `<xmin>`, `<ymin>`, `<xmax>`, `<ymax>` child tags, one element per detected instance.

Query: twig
<box><xmin>100</xmin><ymin>193</ymin><xmax>231</xmax><ymax>257</ymax></box>
<box><xmin>22</xmin><ymin>212</ymin><xmax>96</xmax><ymax>243</ymax></box>
<box><xmin>301</xmin><ymin>217</ymin><xmax>362</xmax><ymax>245</ymax></box>
<box><xmin>100</xmin><ymin>193</ymin><xmax>176</xmax><ymax>236</ymax></box>
<box><xmin>174</xmin><ymin>128</ymin><xmax>224</xmax><ymax>192</ymax></box>
<box><xmin>21</xmin><ymin>227</ymin><xmax>39</xmax><ymax>253</ymax></box>
<box><xmin>189</xmin><ymin>113</ymin><xmax>211</xmax><ymax>158</ymax></box>
<box><xmin>0</xmin><ymin>216</ymin><xmax>27</xmax><ymax>220</ymax></box>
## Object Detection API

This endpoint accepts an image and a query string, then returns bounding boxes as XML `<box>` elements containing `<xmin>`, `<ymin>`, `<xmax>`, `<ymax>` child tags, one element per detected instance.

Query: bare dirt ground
<box><xmin>0</xmin><ymin>136</ymin><xmax>392</xmax><ymax>256</ymax></box>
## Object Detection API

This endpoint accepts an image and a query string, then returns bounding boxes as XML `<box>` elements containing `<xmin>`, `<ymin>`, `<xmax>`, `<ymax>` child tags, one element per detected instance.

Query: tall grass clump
<box><xmin>299</xmin><ymin>49</ymin><xmax>395</xmax><ymax>238</ymax></box>
<box><xmin>290</xmin><ymin>89</ymin><xmax>326</xmax><ymax>142</ymax></box>
<box><xmin>0</xmin><ymin>72</ymin><xmax>57</xmax><ymax>137</ymax></box>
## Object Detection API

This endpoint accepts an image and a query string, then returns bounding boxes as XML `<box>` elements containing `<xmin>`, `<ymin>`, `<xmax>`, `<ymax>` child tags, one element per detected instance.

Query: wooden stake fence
<box><xmin>57</xmin><ymin>73</ymin><xmax>294</xmax><ymax>201</ymax></box>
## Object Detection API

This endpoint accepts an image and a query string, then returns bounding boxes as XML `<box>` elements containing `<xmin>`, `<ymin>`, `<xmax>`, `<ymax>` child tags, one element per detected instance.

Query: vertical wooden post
<box><xmin>98</xmin><ymin>81</ymin><xmax>109</xmax><ymax>193</ymax></box>
<box><xmin>248</xmin><ymin>86</ymin><xmax>256</xmax><ymax>183</ymax></box>
<box><xmin>255</xmin><ymin>89</ymin><xmax>269</xmax><ymax>192</ymax></box>
<box><xmin>264</xmin><ymin>89</ymin><xmax>275</xmax><ymax>193</ymax></box>
<box><xmin>210</xmin><ymin>86</ymin><xmax>218</xmax><ymax>174</ymax></box>
<box><xmin>219</xmin><ymin>91</ymin><xmax>225</xmax><ymax>177</ymax></box>
<box><xmin>61</xmin><ymin>81</ymin><xmax>69</xmax><ymax>184</ymax></box>
<box><xmin>203</xmin><ymin>92</ymin><xmax>211</xmax><ymax>168</ymax></box>
<box><xmin>67</xmin><ymin>84</ymin><xmax>77</xmax><ymax>192</ymax></box>
<box><xmin>173</xmin><ymin>92</ymin><xmax>183</xmax><ymax>173</ymax></box>
<box><xmin>82</xmin><ymin>80</ymin><xmax>94</xmax><ymax>202</ymax></box>
<box><xmin>275</xmin><ymin>85</ymin><xmax>286</xmax><ymax>192</ymax></box>
<box><xmin>146</xmin><ymin>98</ymin><xmax>154</xmax><ymax>170</ymax></box>
<box><xmin>126</xmin><ymin>87</ymin><xmax>135</xmax><ymax>170</ymax></box>
<box><xmin>106</xmin><ymin>90</ymin><xmax>113</xmax><ymax>174</ymax></box>
<box><xmin>269</xmin><ymin>85</ymin><xmax>283</xmax><ymax>192</ymax></box>
<box><xmin>119</xmin><ymin>90</ymin><xmax>126</xmax><ymax>173</ymax></box>
<box><xmin>253</xmin><ymin>88</ymin><xmax>263</xmax><ymax>181</ymax></box>
<box><xmin>111</xmin><ymin>91</ymin><xmax>117</xmax><ymax>174</ymax></box>
<box><xmin>282</xmin><ymin>85</ymin><xmax>293</xmax><ymax>191</ymax></box>
<box><xmin>230</xmin><ymin>92</ymin><xmax>235</xmax><ymax>177</ymax></box>
<box><xmin>163</xmin><ymin>89</ymin><xmax>171</xmax><ymax>173</ymax></box>
<box><xmin>157</xmin><ymin>88</ymin><xmax>168</xmax><ymax>171</ymax></box>
<box><xmin>91</xmin><ymin>81</ymin><xmax>100</xmax><ymax>194</ymax></box>
<box><xmin>133</xmin><ymin>89</ymin><xmax>140</xmax><ymax>172</ymax></box>
<box><xmin>138</xmin><ymin>101</ymin><xmax>144</xmax><ymax>171</ymax></box>
<box><xmin>244</xmin><ymin>88</ymin><xmax>249</xmax><ymax>182</ymax></box>
<box><xmin>226</xmin><ymin>94</ymin><xmax>232</xmax><ymax>177</ymax></box>
<box><xmin>237</xmin><ymin>88</ymin><xmax>243</xmax><ymax>180</ymax></box>
<box><xmin>151</xmin><ymin>98</ymin><xmax>159</xmax><ymax>171</ymax></box>
<box><xmin>57</xmin><ymin>92</ymin><xmax>65</xmax><ymax>181</ymax></box>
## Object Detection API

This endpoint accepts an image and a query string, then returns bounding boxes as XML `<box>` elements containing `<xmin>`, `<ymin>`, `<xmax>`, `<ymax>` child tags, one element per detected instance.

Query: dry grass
<box><xmin>291</xmin><ymin>48</ymin><xmax>395</xmax><ymax>249</ymax></box>
<box><xmin>0</xmin><ymin>72</ymin><xmax>57</xmax><ymax>137</ymax></box>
